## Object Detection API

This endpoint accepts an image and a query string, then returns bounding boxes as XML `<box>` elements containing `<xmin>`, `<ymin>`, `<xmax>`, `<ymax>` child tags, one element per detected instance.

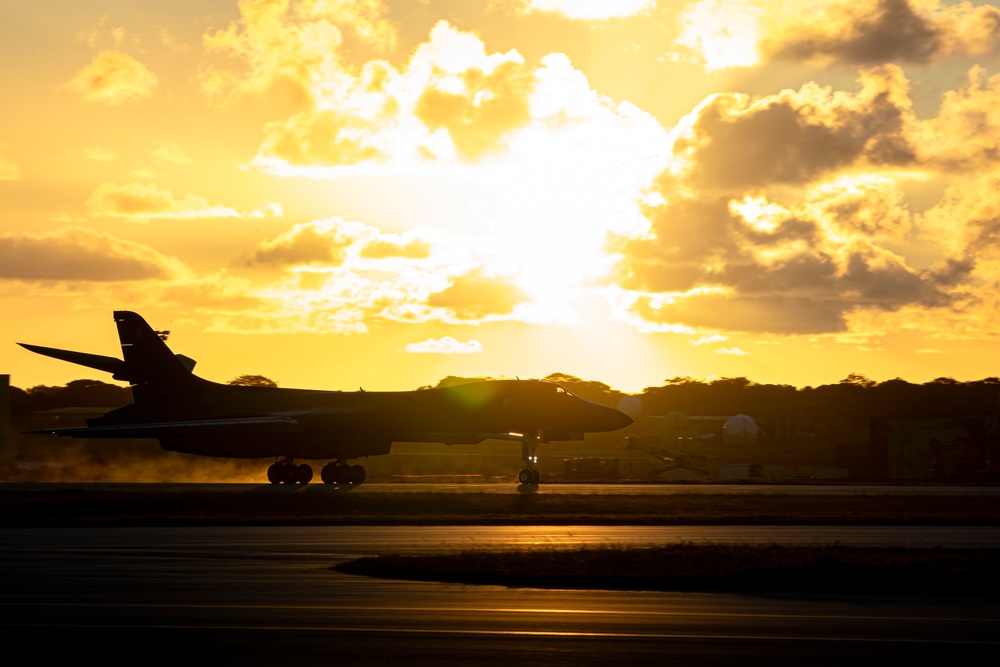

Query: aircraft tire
<box><xmin>296</xmin><ymin>464</ymin><xmax>313</xmax><ymax>485</ymax></box>
<box><xmin>349</xmin><ymin>464</ymin><xmax>366</xmax><ymax>486</ymax></box>
<box><xmin>320</xmin><ymin>463</ymin><xmax>336</xmax><ymax>484</ymax></box>
<box><xmin>281</xmin><ymin>464</ymin><xmax>299</xmax><ymax>485</ymax></box>
<box><xmin>334</xmin><ymin>464</ymin><xmax>352</xmax><ymax>485</ymax></box>
<box><xmin>518</xmin><ymin>469</ymin><xmax>531</xmax><ymax>484</ymax></box>
<box><xmin>530</xmin><ymin>469</ymin><xmax>540</xmax><ymax>484</ymax></box>
<box><xmin>267</xmin><ymin>464</ymin><xmax>281</xmax><ymax>485</ymax></box>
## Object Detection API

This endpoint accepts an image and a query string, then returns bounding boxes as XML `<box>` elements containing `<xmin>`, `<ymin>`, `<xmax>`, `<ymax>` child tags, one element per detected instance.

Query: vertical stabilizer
<box><xmin>113</xmin><ymin>311</ymin><xmax>198</xmax><ymax>400</ymax></box>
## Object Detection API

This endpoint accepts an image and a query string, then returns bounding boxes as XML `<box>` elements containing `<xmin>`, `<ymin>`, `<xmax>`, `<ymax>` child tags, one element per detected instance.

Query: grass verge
<box><xmin>333</xmin><ymin>543</ymin><xmax>1000</xmax><ymax>596</ymax></box>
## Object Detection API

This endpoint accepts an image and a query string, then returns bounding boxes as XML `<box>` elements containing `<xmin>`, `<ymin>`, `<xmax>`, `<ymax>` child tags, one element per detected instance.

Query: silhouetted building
<box><xmin>870</xmin><ymin>416</ymin><xmax>999</xmax><ymax>480</ymax></box>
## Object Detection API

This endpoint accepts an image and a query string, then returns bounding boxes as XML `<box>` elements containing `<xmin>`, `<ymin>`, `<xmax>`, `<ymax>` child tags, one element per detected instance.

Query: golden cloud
<box><xmin>360</xmin><ymin>238</ymin><xmax>431</xmax><ymax>259</ymax></box>
<box><xmin>917</xmin><ymin>66</ymin><xmax>1000</xmax><ymax>171</ymax></box>
<box><xmin>240</xmin><ymin>218</ymin><xmax>364</xmax><ymax>268</ymax></box>
<box><xmin>0</xmin><ymin>227</ymin><xmax>185</xmax><ymax>281</ymax></box>
<box><xmin>87</xmin><ymin>182</ymin><xmax>275</xmax><ymax>220</ymax></box>
<box><xmin>677</xmin><ymin>0</ymin><xmax>1000</xmax><ymax>70</ymax></box>
<box><xmin>403</xmin><ymin>337</ymin><xmax>483</xmax><ymax>354</ymax></box>
<box><xmin>523</xmin><ymin>0</ymin><xmax>654</xmax><ymax>20</ymax></box>
<box><xmin>415</xmin><ymin>57</ymin><xmax>533</xmax><ymax>160</ymax></box>
<box><xmin>249</xmin><ymin>21</ymin><xmax>539</xmax><ymax>171</ymax></box>
<box><xmin>761</xmin><ymin>0</ymin><xmax>1000</xmax><ymax>67</ymax></box>
<box><xmin>200</xmin><ymin>0</ymin><xmax>395</xmax><ymax>109</ymax></box>
<box><xmin>427</xmin><ymin>268</ymin><xmax>528</xmax><ymax>319</ymax></box>
<box><xmin>257</xmin><ymin>110</ymin><xmax>386</xmax><ymax>166</ymax></box>
<box><xmin>670</xmin><ymin>66</ymin><xmax>915</xmax><ymax>190</ymax></box>
<box><xmin>65</xmin><ymin>50</ymin><xmax>158</xmax><ymax>105</ymax></box>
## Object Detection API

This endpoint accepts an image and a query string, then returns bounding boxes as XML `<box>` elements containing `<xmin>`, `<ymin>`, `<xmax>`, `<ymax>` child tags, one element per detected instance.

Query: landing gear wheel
<box><xmin>321</xmin><ymin>463</ymin><xmax>336</xmax><ymax>485</ymax></box>
<box><xmin>281</xmin><ymin>463</ymin><xmax>299</xmax><ymax>485</ymax></box>
<box><xmin>518</xmin><ymin>469</ymin><xmax>532</xmax><ymax>485</ymax></box>
<box><xmin>529</xmin><ymin>469</ymin><xmax>540</xmax><ymax>484</ymax></box>
<box><xmin>296</xmin><ymin>464</ymin><xmax>313</xmax><ymax>485</ymax></box>
<box><xmin>334</xmin><ymin>464</ymin><xmax>352</xmax><ymax>485</ymax></box>
<box><xmin>349</xmin><ymin>464</ymin><xmax>366</xmax><ymax>486</ymax></box>
<box><xmin>267</xmin><ymin>464</ymin><xmax>281</xmax><ymax>485</ymax></box>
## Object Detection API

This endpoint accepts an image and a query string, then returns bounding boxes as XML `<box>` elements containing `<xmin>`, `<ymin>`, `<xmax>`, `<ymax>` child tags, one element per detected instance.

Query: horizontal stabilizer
<box><xmin>17</xmin><ymin>343</ymin><xmax>126</xmax><ymax>377</ymax></box>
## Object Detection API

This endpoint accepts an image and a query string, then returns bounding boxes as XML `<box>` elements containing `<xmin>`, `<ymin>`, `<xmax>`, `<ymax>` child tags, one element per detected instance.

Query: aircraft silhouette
<box><xmin>20</xmin><ymin>311</ymin><xmax>632</xmax><ymax>486</ymax></box>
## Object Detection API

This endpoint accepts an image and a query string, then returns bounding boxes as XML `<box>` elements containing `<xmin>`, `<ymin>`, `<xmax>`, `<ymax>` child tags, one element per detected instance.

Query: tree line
<box><xmin>10</xmin><ymin>373</ymin><xmax>1000</xmax><ymax>427</ymax></box>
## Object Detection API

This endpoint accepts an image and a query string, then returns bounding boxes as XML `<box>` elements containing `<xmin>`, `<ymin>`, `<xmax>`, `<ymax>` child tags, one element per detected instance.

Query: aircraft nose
<box><xmin>595</xmin><ymin>404</ymin><xmax>632</xmax><ymax>432</ymax></box>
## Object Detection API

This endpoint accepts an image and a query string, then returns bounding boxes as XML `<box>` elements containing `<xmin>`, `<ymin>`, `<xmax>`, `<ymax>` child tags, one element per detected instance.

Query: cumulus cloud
<box><xmin>65</xmin><ymin>50</ymin><xmax>158</xmax><ymax>105</ymax></box>
<box><xmin>670</xmin><ymin>66</ymin><xmax>915</xmax><ymax>190</ymax></box>
<box><xmin>360</xmin><ymin>238</ymin><xmax>431</xmax><ymax>259</ymax></box>
<box><xmin>762</xmin><ymin>0</ymin><xmax>1000</xmax><ymax>67</ymax></box>
<box><xmin>241</xmin><ymin>218</ymin><xmax>363</xmax><ymax>267</ymax></box>
<box><xmin>207</xmin><ymin>9</ymin><xmax>668</xmax><ymax>176</ymax></box>
<box><xmin>0</xmin><ymin>145</ymin><xmax>22</xmax><ymax>180</ymax></box>
<box><xmin>200</xmin><ymin>0</ymin><xmax>396</xmax><ymax>109</ymax></box>
<box><xmin>427</xmin><ymin>268</ymin><xmax>529</xmax><ymax>320</ymax></box>
<box><xmin>522</xmin><ymin>0</ymin><xmax>655</xmax><ymax>20</ymax></box>
<box><xmin>414</xmin><ymin>49</ymin><xmax>534</xmax><ymax>161</ymax></box>
<box><xmin>0</xmin><ymin>227</ymin><xmax>184</xmax><ymax>281</ymax></box>
<box><xmin>404</xmin><ymin>337</ymin><xmax>483</xmax><ymax>354</ymax></box>
<box><xmin>916</xmin><ymin>66</ymin><xmax>1000</xmax><ymax>171</ymax></box>
<box><xmin>87</xmin><ymin>182</ymin><xmax>276</xmax><ymax>220</ymax></box>
<box><xmin>228</xmin><ymin>215</ymin><xmax>548</xmax><ymax>330</ymax></box>
<box><xmin>247</xmin><ymin>20</ymin><xmax>540</xmax><ymax>170</ymax></box>
<box><xmin>677</xmin><ymin>0</ymin><xmax>1000</xmax><ymax>70</ymax></box>
<box><xmin>616</xmin><ymin>183</ymin><xmax>949</xmax><ymax>334</ymax></box>
<box><xmin>612</xmin><ymin>68</ymin><xmax>953</xmax><ymax>336</ymax></box>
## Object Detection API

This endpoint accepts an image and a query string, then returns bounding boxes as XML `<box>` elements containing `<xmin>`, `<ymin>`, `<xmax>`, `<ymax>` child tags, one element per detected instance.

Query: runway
<box><xmin>3</xmin><ymin>525</ymin><xmax>999</xmax><ymax>664</ymax></box>
<box><xmin>7</xmin><ymin>481</ymin><xmax>1000</xmax><ymax>495</ymax></box>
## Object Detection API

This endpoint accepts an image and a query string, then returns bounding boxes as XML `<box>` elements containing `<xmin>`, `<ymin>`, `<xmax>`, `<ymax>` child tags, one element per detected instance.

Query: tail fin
<box><xmin>20</xmin><ymin>311</ymin><xmax>200</xmax><ymax>402</ymax></box>
<box><xmin>113</xmin><ymin>311</ymin><xmax>200</xmax><ymax>400</ymax></box>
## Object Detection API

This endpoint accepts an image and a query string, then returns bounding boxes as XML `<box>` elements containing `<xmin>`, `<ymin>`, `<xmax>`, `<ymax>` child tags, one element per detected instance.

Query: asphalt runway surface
<box><xmin>3</xmin><ymin>520</ymin><xmax>1000</xmax><ymax>664</ymax></box>
<box><xmin>8</xmin><ymin>482</ymin><xmax>1000</xmax><ymax>495</ymax></box>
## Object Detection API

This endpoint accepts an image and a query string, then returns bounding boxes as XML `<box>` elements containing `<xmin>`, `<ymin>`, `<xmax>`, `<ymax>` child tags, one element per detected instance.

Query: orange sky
<box><xmin>3</xmin><ymin>0</ymin><xmax>1000</xmax><ymax>393</ymax></box>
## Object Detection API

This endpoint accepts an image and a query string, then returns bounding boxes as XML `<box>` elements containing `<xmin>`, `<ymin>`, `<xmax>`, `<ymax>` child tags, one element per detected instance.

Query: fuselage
<box><xmin>93</xmin><ymin>379</ymin><xmax>632</xmax><ymax>460</ymax></box>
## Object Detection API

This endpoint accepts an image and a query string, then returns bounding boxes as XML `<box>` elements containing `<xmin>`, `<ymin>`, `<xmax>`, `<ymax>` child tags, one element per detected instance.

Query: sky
<box><xmin>3</xmin><ymin>0</ymin><xmax>1000</xmax><ymax>393</ymax></box>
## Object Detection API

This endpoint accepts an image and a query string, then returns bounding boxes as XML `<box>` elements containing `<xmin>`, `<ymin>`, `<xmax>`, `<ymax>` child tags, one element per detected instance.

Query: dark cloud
<box><xmin>633</xmin><ymin>293</ymin><xmax>851</xmax><ymax>335</ymax></box>
<box><xmin>241</xmin><ymin>220</ymin><xmax>353</xmax><ymax>268</ymax></box>
<box><xmin>674</xmin><ymin>67</ymin><xmax>914</xmax><ymax>190</ymax></box>
<box><xmin>766</xmin><ymin>0</ymin><xmax>941</xmax><ymax>65</ymax></box>
<box><xmin>762</xmin><ymin>0</ymin><xmax>1000</xmax><ymax>67</ymax></box>
<box><xmin>0</xmin><ymin>227</ymin><xmax>178</xmax><ymax>281</ymax></box>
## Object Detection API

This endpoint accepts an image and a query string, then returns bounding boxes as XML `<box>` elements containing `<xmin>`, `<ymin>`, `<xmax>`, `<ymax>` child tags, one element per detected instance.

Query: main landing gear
<box><xmin>267</xmin><ymin>459</ymin><xmax>313</xmax><ymax>485</ymax></box>
<box><xmin>320</xmin><ymin>461</ymin><xmax>366</xmax><ymax>487</ymax></box>
<box><xmin>518</xmin><ymin>434</ymin><xmax>541</xmax><ymax>487</ymax></box>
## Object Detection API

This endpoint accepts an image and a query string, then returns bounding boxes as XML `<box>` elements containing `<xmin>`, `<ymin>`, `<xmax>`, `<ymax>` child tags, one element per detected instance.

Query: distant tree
<box><xmin>839</xmin><ymin>372</ymin><xmax>875</xmax><ymax>388</ymax></box>
<box><xmin>432</xmin><ymin>375</ymin><xmax>496</xmax><ymax>388</ymax></box>
<box><xmin>710</xmin><ymin>376</ymin><xmax>754</xmax><ymax>388</ymax></box>
<box><xmin>663</xmin><ymin>376</ymin><xmax>704</xmax><ymax>386</ymax></box>
<box><xmin>227</xmin><ymin>375</ymin><xmax>278</xmax><ymax>387</ymax></box>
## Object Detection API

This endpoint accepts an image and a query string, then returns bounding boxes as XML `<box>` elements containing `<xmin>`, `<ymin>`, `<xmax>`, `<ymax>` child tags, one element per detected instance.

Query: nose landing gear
<box><xmin>518</xmin><ymin>434</ymin><xmax>541</xmax><ymax>488</ymax></box>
